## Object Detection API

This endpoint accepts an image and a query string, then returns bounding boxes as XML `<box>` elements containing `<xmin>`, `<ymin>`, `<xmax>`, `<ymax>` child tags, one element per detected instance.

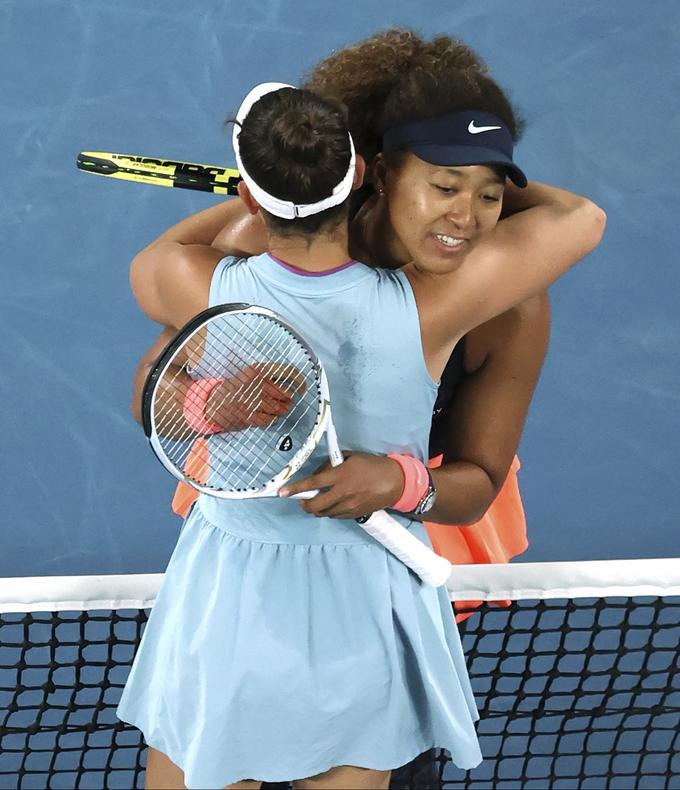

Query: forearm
<box><xmin>411</xmin><ymin>461</ymin><xmax>499</xmax><ymax>525</ymax></box>
<box><xmin>131</xmin><ymin>361</ymin><xmax>152</xmax><ymax>425</ymax></box>
<box><xmin>502</xmin><ymin>180</ymin><xmax>597</xmax><ymax>218</ymax></box>
<box><xmin>145</xmin><ymin>201</ymin><xmax>236</xmax><ymax>250</ymax></box>
<box><xmin>131</xmin><ymin>327</ymin><xmax>182</xmax><ymax>425</ymax></box>
<box><xmin>133</xmin><ymin>355</ymin><xmax>198</xmax><ymax>440</ymax></box>
<box><xmin>421</xmin><ymin>299</ymin><xmax>549</xmax><ymax>525</ymax></box>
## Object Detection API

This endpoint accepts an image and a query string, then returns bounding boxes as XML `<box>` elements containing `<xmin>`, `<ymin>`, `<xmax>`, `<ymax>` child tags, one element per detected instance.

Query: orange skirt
<box><xmin>171</xmin><ymin>438</ymin><xmax>210</xmax><ymax>518</ymax></box>
<box><xmin>425</xmin><ymin>455</ymin><xmax>527</xmax><ymax>622</ymax></box>
<box><xmin>171</xmin><ymin>448</ymin><xmax>529</xmax><ymax>624</ymax></box>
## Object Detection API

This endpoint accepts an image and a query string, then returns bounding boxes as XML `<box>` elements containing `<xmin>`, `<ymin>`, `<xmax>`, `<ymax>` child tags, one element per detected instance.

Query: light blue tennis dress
<box><xmin>117</xmin><ymin>253</ymin><xmax>482</xmax><ymax>788</ymax></box>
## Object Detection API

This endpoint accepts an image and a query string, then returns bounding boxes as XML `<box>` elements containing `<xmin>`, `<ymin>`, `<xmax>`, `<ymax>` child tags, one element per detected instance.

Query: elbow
<box><xmin>580</xmin><ymin>199</ymin><xmax>607</xmax><ymax>254</ymax></box>
<box><xmin>455</xmin><ymin>494</ymin><xmax>498</xmax><ymax>527</ymax></box>
<box><xmin>431</xmin><ymin>499</ymin><xmax>492</xmax><ymax>527</ymax></box>
<box><xmin>129</xmin><ymin>241</ymin><xmax>180</xmax><ymax>324</ymax></box>
<box><xmin>454</xmin><ymin>509</ymin><xmax>488</xmax><ymax>527</ymax></box>
<box><xmin>589</xmin><ymin>201</ymin><xmax>607</xmax><ymax>245</ymax></box>
<box><xmin>426</xmin><ymin>467</ymin><xmax>501</xmax><ymax>526</ymax></box>
<box><xmin>129</xmin><ymin>247</ymin><xmax>152</xmax><ymax>306</ymax></box>
<box><xmin>129</xmin><ymin>251</ymin><xmax>145</xmax><ymax>307</ymax></box>
<box><xmin>454</xmin><ymin>470</ymin><xmax>505</xmax><ymax>526</ymax></box>
<box><xmin>129</xmin><ymin>240</ymin><xmax>178</xmax><ymax>304</ymax></box>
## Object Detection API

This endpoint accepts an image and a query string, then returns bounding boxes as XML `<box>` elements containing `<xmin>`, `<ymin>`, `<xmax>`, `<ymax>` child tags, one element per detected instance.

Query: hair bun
<box><xmin>270</xmin><ymin>112</ymin><xmax>328</xmax><ymax>164</ymax></box>
<box><xmin>236</xmin><ymin>88</ymin><xmax>352</xmax><ymax>212</ymax></box>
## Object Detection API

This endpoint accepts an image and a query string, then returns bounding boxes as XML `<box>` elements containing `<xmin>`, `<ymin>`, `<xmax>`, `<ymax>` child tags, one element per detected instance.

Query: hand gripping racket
<box><xmin>142</xmin><ymin>303</ymin><xmax>452</xmax><ymax>587</ymax></box>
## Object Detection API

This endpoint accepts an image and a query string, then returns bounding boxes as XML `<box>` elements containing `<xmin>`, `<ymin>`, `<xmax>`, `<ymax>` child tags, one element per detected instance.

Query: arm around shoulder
<box><xmin>428</xmin><ymin>183</ymin><xmax>606</xmax><ymax>342</ymax></box>
<box><xmin>129</xmin><ymin>241</ymin><xmax>224</xmax><ymax>329</ymax></box>
<box><xmin>500</xmin><ymin>181</ymin><xmax>607</xmax><ymax>264</ymax></box>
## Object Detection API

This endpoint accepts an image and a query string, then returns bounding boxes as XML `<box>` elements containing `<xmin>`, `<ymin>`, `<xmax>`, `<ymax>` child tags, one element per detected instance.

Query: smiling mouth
<box><xmin>434</xmin><ymin>233</ymin><xmax>468</xmax><ymax>249</ymax></box>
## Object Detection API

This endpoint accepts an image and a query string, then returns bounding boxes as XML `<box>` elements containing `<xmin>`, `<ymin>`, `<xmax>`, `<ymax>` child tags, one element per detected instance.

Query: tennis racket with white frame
<box><xmin>141</xmin><ymin>303</ymin><xmax>452</xmax><ymax>587</ymax></box>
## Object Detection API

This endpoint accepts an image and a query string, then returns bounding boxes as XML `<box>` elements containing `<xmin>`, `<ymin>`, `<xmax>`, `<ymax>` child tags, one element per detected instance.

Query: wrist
<box><xmin>183</xmin><ymin>378</ymin><xmax>225</xmax><ymax>434</ymax></box>
<box><xmin>410</xmin><ymin>467</ymin><xmax>437</xmax><ymax>517</ymax></box>
<box><xmin>387</xmin><ymin>454</ymin><xmax>430</xmax><ymax>512</ymax></box>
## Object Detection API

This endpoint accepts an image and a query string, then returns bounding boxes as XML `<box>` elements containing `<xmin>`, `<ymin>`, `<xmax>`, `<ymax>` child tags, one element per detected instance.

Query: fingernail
<box><xmin>278</xmin><ymin>488</ymin><xmax>290</xmax><ymax>497</ymax></box>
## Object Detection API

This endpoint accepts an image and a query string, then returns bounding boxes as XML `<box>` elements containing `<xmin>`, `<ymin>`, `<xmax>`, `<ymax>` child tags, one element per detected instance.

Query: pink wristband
<box><xmin>183</xmin><ymin>378</ymin><xmax>225</xmax><ymax>435</ymax></box>
<box><xmin>387</xmin><ymin>453</ymin><xmax>430</xmax><ymax>512</ymax></box>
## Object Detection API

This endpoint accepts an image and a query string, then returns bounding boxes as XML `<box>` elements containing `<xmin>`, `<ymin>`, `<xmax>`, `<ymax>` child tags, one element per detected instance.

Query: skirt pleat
<box><xmin>117</xmin><ymin>505</ymin><xmax>482</xmax><ymax>788</ymax></box>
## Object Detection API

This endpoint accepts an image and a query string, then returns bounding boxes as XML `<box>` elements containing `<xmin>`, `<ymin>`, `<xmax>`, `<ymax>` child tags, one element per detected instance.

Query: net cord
<box><xmin>2</xmin><ymin>558</ymin><xmax>679</xmax><ymax>613</ymax></box>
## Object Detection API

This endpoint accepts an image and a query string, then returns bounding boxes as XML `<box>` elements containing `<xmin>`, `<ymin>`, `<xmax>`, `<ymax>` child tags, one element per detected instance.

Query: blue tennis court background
<box><xmin>2</xmin><ymin>0</ymin><xmax>679</xmax><ymax>578</ymax></box>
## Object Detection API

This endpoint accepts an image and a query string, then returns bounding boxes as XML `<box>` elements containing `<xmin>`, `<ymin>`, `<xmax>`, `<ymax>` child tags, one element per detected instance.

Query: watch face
<box><xmin>416</xmin><ymin>489</ymin><xmax>437</xmax><ymax>515</ymax></box>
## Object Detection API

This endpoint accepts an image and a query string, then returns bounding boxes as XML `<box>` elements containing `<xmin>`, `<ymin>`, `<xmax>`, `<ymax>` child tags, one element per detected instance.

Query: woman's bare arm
<box><xmin>423</xmin><ymin>292</ymin><xmax>549</xmax><ymax>523</ymax></box>
<box><xmin>129</xmin><ymin>197</ymin><xmax>268</xmax><ymax>327</ymax></box>
<box><xmin>131</xmin><ymin>327</ymin><xmax>186</xmax><ymax>425</ymax></box>
<box><xmin>129</xmin><ymin>199</ymin><xmax>267</xmax><ymax>418</ymax></box>
<box><xmin>411</xmin><ymin>182</ymin><xmax>605</xmax><ymax>378</ymax></box>
<box><xmin>128</xmin><ymin>185</ymin><xmax>575</xmax><ymax>524</ymax></box>
<box><xmin>280</xmin><ymin>294</ymin><xmax>550</xmax><ymax>523</ymax></box>
<box><xmin>142</xmin><ymin>199</ymin><xmax>264</xmax><ymax>253</ymax></box>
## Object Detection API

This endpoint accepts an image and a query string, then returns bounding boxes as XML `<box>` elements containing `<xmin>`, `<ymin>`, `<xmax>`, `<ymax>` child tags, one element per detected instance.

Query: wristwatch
<box><xmin>411</xmin><ymin>469</ymin><xmax>437</xmax><ymax>516</ymax></box>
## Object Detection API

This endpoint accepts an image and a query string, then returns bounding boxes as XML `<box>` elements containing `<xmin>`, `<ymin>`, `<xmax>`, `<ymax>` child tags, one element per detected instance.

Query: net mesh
<box><xmin>1</xmin><ymin>565</ymin><xmax>678</xmax><ymax>789</ymax></box>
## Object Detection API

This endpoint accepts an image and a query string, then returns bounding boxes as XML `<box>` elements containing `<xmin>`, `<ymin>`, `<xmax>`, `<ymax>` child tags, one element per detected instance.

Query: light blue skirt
<box><xmin>117</xmin><ymin>501</ymin><xmax>482</xmax><ymax>788</ymax></box>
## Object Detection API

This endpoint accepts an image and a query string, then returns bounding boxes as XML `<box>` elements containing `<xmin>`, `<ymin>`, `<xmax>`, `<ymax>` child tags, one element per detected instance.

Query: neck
<box><xmin>351</xmin><ymin>194</ymin><xmax>410</xmax><ymax>270</ymax></box>
<box><xmin>267</xmin><ymin>225</ymin><xmax>353</xmax><ymax>272</ymax></box>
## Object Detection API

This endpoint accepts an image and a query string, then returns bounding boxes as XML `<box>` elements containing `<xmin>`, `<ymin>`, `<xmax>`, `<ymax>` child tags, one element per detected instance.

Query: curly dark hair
<box><xmin>303</xmin><ymin>28</ymin><xmax>525</xmax><ymax>166</ymax></box>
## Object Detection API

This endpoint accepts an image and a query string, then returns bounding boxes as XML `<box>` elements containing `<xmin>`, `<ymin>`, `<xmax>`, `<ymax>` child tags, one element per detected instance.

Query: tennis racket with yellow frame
<box><xmin>76</xmin><ymin>151</ymin><xmax>241</xmax><ymax>195</ymax></box>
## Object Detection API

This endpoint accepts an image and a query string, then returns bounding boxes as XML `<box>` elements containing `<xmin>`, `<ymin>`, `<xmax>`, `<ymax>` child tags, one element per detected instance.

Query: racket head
<box><xmin>142</xmin><ymin>303</ymin><xmax>331</xmax><ymax>498</ymax></box>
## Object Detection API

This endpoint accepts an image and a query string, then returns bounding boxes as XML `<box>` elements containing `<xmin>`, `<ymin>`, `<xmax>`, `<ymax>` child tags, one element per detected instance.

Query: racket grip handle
<box><xmin>288</xmin><ymin>489</ymin><xmax>320</xmax><ymax>500</ymax></box>
<box><xmin>281</xmin><ymin>490</ymin><xmax>450</xmax><ymax>585</ymax></box>
<box><xmin>359</xmin><ymin>510</ymin><xmax>452</xmax><ymax>587</ymax></box>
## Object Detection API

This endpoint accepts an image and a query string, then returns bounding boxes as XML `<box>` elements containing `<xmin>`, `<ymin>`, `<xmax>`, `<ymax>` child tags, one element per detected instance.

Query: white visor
<box><xmin>232</xmin><ymin>82</ymin><xmax>356</xmax><ymax>220</ymax></box>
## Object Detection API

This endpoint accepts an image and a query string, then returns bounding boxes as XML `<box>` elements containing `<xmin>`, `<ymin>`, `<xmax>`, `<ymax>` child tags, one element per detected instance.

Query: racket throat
<box><xmin>325</xmin><ymin>419</ymin><xmax>344</xmax><ymax>467</ymax></box>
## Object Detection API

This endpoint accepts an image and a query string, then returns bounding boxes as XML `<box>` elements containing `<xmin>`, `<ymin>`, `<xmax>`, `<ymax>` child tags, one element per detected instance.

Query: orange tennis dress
<box><xmin>425</xmin><ymin>454</ymin><xmax>527</xmax><ymax>622</ymax></box>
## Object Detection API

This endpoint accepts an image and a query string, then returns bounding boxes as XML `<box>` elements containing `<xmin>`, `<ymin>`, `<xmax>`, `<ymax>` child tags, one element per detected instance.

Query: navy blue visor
<box><xmin>383</xmin><ymin>109</ymin><xmax>527</xmax><ymax>187</ymax></box>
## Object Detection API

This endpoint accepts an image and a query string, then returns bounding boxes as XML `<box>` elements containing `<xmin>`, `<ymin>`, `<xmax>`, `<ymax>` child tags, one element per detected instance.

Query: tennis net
<box><xmin>1</xmin><ymin>559</ymin><xmax>678</xmax><ymax>789</ymax></box>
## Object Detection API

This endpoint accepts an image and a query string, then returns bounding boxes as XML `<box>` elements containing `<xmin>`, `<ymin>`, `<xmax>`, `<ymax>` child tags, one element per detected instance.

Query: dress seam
<box><xmin>195</xmin><ymin>503</ymin><xmax>386</xmax><ymax>548</ymax></box>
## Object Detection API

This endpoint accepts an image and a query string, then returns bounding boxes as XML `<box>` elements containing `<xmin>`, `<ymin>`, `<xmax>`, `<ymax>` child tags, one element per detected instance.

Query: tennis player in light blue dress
<box><xmin>119</xmin><ymin>249</ymin><xmax>481</xmax><ymax>787</ymax></box>
<box><xmin>118</xmin><ymin>84</ymin><xmax>481</xmax><ymax>788</ymax></box>
<box><xmin>118</xmin><ymin>81</ymin><xmax>603</xmax><ymax>788</ymax></box>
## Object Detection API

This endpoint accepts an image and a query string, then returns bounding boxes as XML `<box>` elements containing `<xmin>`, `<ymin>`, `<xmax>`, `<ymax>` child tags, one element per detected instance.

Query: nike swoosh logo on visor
<box><xmin>468</xmin><ymin>121</ymin><xmax>502</xmax><ymax>134</ymax></box>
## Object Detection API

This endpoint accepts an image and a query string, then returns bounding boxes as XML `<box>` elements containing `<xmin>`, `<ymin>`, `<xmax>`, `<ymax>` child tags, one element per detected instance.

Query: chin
<box><xmin>417</xmin><ymin>253</ymin><xmax>467</xmax><ymax>275</ymax></box>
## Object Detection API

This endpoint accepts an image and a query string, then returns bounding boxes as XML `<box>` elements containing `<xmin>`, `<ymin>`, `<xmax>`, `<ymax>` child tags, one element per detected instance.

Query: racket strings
<box><xmin>181</xmin><ymin>354</ymin><xmax>314</xmax><ymax>489</ymax></box>
<box><xmin>212</xmin><ymin>318</ymin><xmax>306</xmax><ymax>417</ymax></box>
<box><xmin>153</xmin><ymin>312</ymin><xmax>323</xmax><ymax>492</ymax></box>
<box><xmin>153</xmin><ymin>317</ymin><xmax>283</xmax><ymax>450</ymax></box>
<box><xmin>153</xmin><ymin>316</ymin><xmax>292</xmax><ymax>451</ymax></box>
<box><xmin>154</xmin><ymin>315</ymin><xmax>305</xmax><ymax>449</ymax></box>
<box><xmin>213</xmin><ymin>366</ymin><xmax>315</xmax><ymax>488</ymax></box>
<box><xmin>200</xmin><ymin>318</ymin><xmax>322</xmax><ymax>490</ymax></box>
<box><xmin>159</xmin><ymin>319</ymin><xmax>316</xmax><ymax>479</ymax></box>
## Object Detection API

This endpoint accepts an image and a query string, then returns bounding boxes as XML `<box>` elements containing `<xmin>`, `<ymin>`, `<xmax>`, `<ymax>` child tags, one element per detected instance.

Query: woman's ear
<box><xmin>237</xmin><ymin>181</ymin><xmax>260</xmax><ymax>215</ymax></box>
